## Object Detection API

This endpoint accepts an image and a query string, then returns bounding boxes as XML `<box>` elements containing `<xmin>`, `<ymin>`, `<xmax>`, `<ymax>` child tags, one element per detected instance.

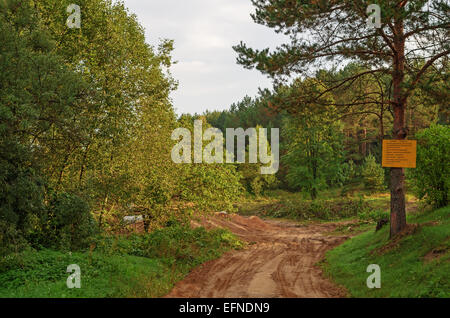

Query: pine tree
<box><xmin>234</xmin><ymin>0</ymin><xmax>450</xmax><ymax>237</ymax></box>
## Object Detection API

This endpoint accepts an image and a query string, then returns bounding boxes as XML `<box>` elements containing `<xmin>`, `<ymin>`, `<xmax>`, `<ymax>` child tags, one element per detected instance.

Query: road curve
<box><xmin>165</xmin><ymin>214</ymin><xmax>350</xmax><ymax>298</ymax></box>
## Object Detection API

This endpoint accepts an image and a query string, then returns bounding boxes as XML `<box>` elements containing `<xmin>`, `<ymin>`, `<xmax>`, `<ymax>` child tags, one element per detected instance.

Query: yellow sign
<box><xmin>382</xmin><ymin>140</ymin><xmax>417</xmax><ymax>168</ymax></box>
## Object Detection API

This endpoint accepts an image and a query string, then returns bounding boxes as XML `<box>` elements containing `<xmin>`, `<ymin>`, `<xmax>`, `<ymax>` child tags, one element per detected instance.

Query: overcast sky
<box><xmin>122</xmin><ymin>0</ymin><xmax>288</xmax><ymax>115</ymax></box>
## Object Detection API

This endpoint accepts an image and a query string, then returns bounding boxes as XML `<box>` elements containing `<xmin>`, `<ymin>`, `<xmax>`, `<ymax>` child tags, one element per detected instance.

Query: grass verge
<box><xmin>237</xmin><ymin>189</ymin><xmax>392</xmax><ymax>226</ymax></box>
<box><xmin>323</xmin><ymin>205</ymin><xmax>450</xmax><ymax>297</ymax></box>
<box><xmin>0</xmin><ymin>225</ymin><xmax>243</xmax><ymax>298</ymax></box>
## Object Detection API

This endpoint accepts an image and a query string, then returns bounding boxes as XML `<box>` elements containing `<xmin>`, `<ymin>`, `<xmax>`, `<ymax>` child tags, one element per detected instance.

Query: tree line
<box><xmin>232</xmin><ymin>0</ymin><xmax>449</xmax><ymax>237</ymax></box>
<box><xmin>1</xmin><ymin>0</ymin><xmax>448</xmax><ymax>255</ymax></box>
<box><xmin>0</xmin><ymin>0</ymin><xmax>243</xmax><ymax>253</ymax></box>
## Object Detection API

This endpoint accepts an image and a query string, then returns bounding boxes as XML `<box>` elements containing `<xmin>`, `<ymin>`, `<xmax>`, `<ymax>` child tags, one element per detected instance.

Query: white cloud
<box><xmin>122</xmin><ymin>0</ymin><xmax>289</xmax><ymax>115</ymax></box>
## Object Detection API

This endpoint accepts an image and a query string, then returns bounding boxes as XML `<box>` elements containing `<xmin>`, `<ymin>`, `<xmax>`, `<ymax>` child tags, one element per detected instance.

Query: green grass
<box><xmin>0</xmin><ymin>225</ymin><xmax>243</xmax><ymax>298</ymax></box>
<box><xmin>237</xmin><ymin>189</ymin><xmax>391</xmax><ymax>224</ymax></box>
<box><xmin>0</xmin><ymin>249</ymin><xmax>166</xmax><ymax>297</ymax></box>
<box><xmin>324</xmin><ymin>206</ymin><xmax>450</xmax><ymax>298</ymax></box>
<box><xmin>329</xmin><ymin>220</ymin><xmax>374</xmax><ymax>236</ymax></box>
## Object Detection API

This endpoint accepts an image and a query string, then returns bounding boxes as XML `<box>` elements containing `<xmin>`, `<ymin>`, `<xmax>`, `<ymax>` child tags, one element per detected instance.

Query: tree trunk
<box><xmin>390</xmin><ymin>18</ymin><xmax>408</xmax><ymax>238</ymax></box>
<box><xmin>360</xmin><ymin>128</ymin><xmax>367</xmax><ymax>156</ymax></box>
<box><xmin>99</xmin><ymin>193</ymin><xmax>108</xmax><ymax>229</ymax></box>
<box><xmin>311</xmin><ymin>188</ymin><xmax>317</xmax><ymax>201</ymax></box>
<box><xmin>79</xmin><ymin>144</ymin><xmax>90</xmax><ymax>186</ymax></box>
<box><xmin>379</xmin><ymin>110</ymin><xmax>384</xmax><ymax>157</ymax></box>
<box><xmin>143</xmin><ymin>216</ymin><xmax>150</xmax><ymax>233</ymax></box>
<box><xmin>311</xmin><ymin>145</ymin><xmax>318</xmax><ymax>200</ymax></box>
<box><xmin>380</xmin><ymin>104</ymin><xmax>385</xmax><ymax>142</ymax></box>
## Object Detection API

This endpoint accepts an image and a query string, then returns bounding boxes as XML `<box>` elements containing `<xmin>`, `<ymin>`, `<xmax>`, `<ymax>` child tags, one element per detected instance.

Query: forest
<box><xmin>0</xmin><ymin>0</ymin><xmax>449</xmax><ymax>299</ymax></box>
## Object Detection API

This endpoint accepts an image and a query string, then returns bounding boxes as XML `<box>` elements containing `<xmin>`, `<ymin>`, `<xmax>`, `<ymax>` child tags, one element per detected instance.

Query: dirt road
<box><xmin>166</xmin><ymin>214</ymin><xmax>350</xmax><ymax>298</ymax></box>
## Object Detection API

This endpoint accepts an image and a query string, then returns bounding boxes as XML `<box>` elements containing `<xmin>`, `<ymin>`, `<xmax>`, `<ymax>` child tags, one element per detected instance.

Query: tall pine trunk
<box><xmin>390</xmin><ymin>17</ymin><xmax>408</xmax><ymax>238</ymax></box>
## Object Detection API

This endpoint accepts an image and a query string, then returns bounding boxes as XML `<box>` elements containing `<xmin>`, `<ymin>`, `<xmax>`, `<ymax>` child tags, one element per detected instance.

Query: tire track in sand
<box><xmin>165</xmin><ymin>215</ymin><xmax>350</xmax><ymax>298</ymax></box>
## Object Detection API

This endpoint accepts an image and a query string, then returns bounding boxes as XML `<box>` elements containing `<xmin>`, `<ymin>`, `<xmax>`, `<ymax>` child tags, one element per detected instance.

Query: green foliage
<box><xmin>341</xmin><ymin>160</ymin><xmax>358</xmax><ymax>184</ymax></box>
<box><xmin>96</xmin><ymin>225</ymin><xmax>243</xmax><ymax>264</ymax></box>
<box><xmin>234</xmin><ymin>0</ymin><xmax>448</xmax><ymax>100</ymax></box>
<box><xmin>256</xmin><ymin>189</ymin><xmax>391</xmax><ymax>223</ymax></box>
<box><xmin>43</xmin><ymin>193</ymin><xmax>98</xmax><ymax>251</ymax></box>
<box><xmin>205</xmin><ymin>93</ymin><xmax>283</xmax><ymax>134</ymax></box>
<box><xmin>233</xmin><ymin>0</ymin><xmax>448</xmax><ymax>239</ymax></box>
<box><xmin>178</xmin><ymin>163</ymin><xmax>243</xmax><ymax>212</ymax></box>
<box><xmin>238</xmin><ymin>126</ymin><xmax>278</xmax><ymax>196</ymax></box>
<box><xmin>0</xmin><ymin>0</ymin><xmax>80</xmax><ymax>249</ymax></box>
<box><xmin>0</xmin><ymin>225</ymin><xmax>243</xmax><ymax>297</ymax></box>
<box><xmin>173</xmin><ymin>116</ymin><xmax>244</xmax><ymax>212</ymax></box>
<box><xmin>0</xmin><ymin>0</ymin><xmax>245</xmax><ymax>257</ymax></box>
<box><xmin>282</xmin><ymin>113</ymin><xmax>346</xmax><ymax>199</ymax></box>
<box><xmin>0</xmin><ymin>141</ymin><xmax>45</xmax><ymax>236</ymax></box>
<box><xmin>357</xmin><ymin>209</ymin><xmax>390</xmax><ymax>223</ymax></box>
<box><xmin>265</xmin><ymin>197</ymin><xmax>370</xmax><ymax>221</ymax></box>
<box><xmin>408</xmin><ymin>125</ymin><xmax>449</xmax><ymax>208</ymax></box>
<box><xmin>361</xmin><ymin>155</ymin><xmax>385</xmax><ymax>192</ymax></box>
<box><xmin>32</xmin><ymin>0</ymin><xmax>179</xmax><ymax>226</ymax></box>
<box><xmin>0</xmin><ymin>221</ymin><xmax>30</xmax><ymax>258</ymax></box>
<box><xmin>0</xmin><ymin>0</ymin><xmax>447</xmax><ymax>298</ymax></box>
<box><xmin>246</xmin><ymin>174</ymin><xmax>277</xmax><ymax>196</ymax></box>
<box><xmin>325</xmin><ymin>206</ymin><xmax>450</xmax><ymax>297</ymax></box>
<box><xmin>277</xmin><ymin>79</ymin><xmax>347</xmax><ymax>199</ymax></box>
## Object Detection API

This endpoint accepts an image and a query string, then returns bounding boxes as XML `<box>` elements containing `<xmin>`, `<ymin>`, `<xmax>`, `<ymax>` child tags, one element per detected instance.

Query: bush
<box><xmin>357</xmin><ymin>209</ymin><xmax>389</xmax><ymax>222</ymax></box>
<box><xmin>95</xmin><ymin>224</ymin><xmax>243</xmax><ymax>266</ymax></box>
<box><xmin>178</xmin><ymin>164</ymin><xmax>243</xmax><ymax>212</ymax></box>
<box><xmin>266</xmin><ymin>197</ymin><xmax>370</xmax><ymax>221</ymax></box>
<box><xmin>44</xmin><ymin>193</ymin><xmax>98</xmax><ymax>251</ymax></box>
<box><xmin>341</xmin><ymin>160</ymin><xmax>358</xmax><ymax>184</ymax></box>
<box><xmin>239</xmin><ymin>161</ymin><xmax>278</xmax><ymax>196</ymax></box>
<box><xmin>0</xmin><ymin>224</ymin><xmax>245</xmax><ymax>297</ymax></box>
<box><xmin>0</xmin><ymin>140</ymin><xmax>46</xmax><ymax>236</ymax></box>
<box><xmin>0</xmin><ymin>221</ymin><xmax>29</xmax><ymax>257</ymax></box>
<box><xmin>325</xmin><ymin>206</ymin><xmax>450</xmax><ymax>297</ymax></box>
<box><xmin>408</xmin><ymin>125</ymin><xmax>449</xmax><ymax>208</ymax></box>
<box><xmin>361</xmin><ymin>154</ymin><xmax>385</xmax><ymax>192</ymax></box>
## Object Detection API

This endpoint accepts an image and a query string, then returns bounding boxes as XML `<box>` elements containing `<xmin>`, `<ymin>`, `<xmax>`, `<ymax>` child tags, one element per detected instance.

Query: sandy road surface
<box><xmin>166</xmin><ymin>214</ymin><xmax>350</xmax><ymax>298</ymax></box>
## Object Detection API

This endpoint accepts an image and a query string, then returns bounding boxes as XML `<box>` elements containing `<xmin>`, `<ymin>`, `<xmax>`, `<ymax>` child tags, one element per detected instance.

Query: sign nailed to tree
<box><xmin>382</xmin><ymin>140</ymin><xmax>417</xmax><ymax>168</ymax></box>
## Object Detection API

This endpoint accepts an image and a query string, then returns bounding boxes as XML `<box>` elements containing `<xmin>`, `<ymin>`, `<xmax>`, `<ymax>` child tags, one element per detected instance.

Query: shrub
<box><xmin>341</xmin><ymin>160</ymin><xmax>358</xmax><ymax>184</ymax></box>
<box><xmin>0</xmin><ymin>140</ymin><xmax>46</xmax><ymax>236</ymax></box>
<box><xmin>178</xmin><ymin>164</ymin><xmax>243</xmax><ymax>212</ymax></box>
<box><xmin>408</xmin><ymin>125</ymin><xmax>449</xmax><ymax>208</ymax></box>
<box><xmin>95</xmin><ymin>224</ymin><xmax>243</xmax><ymax>265</ymax></box>
<box><xmin>44</xmin><ymin>193</ymin><xmax>98</xmax><ymax>250</ymax></box>
<box><xmin>239</xmin><ymin>162</ymin><xmax>278</xmax><ymax>196</ymax></box>
<box><xmin>357</xmin><ymin>209</ymin><xmax>389</xmax><ymax>222</ymax></box>
<box><xmin>361</xmin><ymin>154</ymin><xmax>385</xmax><ymax>192</ymax></box>
<box><xmin>266</xmin><ymin>197</ymin><xmax>371</xmax><ymax>221</ymax></box>
<box><xmin>0</xmin><ymin>221</ymin><xmax>29</xmax><ymax>257</ymax></box>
